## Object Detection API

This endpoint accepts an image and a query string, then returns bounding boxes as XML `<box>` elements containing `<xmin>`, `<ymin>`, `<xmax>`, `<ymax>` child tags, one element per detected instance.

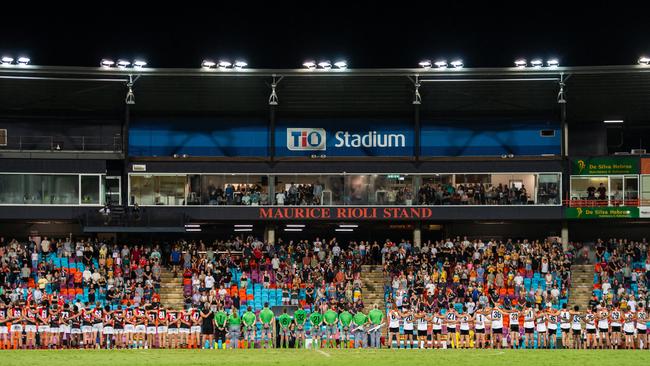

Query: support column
<box><xmin>265</xmin><ymin>225</ymin><xmax>276</xmax><ymax>245</ymax></box>
<box><xmin>561</xmin><ymin>221</ymin><xmax>569</xmax><ymax>251</ymax></box>
<box><xmin>413</xmin><ymin>225</ymin><xmax>421</xmax><ymax>247</ymax></box>
<box><xmin>121</xmin><ymin>105</ymin><xmax>130</xmax><ymax>206</ymax></box>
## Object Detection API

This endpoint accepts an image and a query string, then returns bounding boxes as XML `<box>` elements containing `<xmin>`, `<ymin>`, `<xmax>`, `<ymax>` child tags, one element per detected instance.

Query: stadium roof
<box><xmin>1</xmin><ymin>65</ymin><xmax>649</xmax><ymax>123</ymax></box>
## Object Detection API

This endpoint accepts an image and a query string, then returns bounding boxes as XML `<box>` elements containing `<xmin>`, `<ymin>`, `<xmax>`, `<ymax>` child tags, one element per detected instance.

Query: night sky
<box><xmin>1</xmin><ymin>4</ymin><xmax>647</xmax><ymax>69</ymax></box>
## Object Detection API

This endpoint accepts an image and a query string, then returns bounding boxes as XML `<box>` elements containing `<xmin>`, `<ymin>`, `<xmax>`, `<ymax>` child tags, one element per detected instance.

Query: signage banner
<box><xmin>259</xmin><ymin>207</ymin><xmax>436</xmax><ymax>220</ymax></box>
<box><xmin>640</xmin><ymin>207</ymin><xmax>650</xmax><ymax>218</ymax></box>
<box><xmin>565</xmin><ymin>206</ymin><xmax>639</xmax><ymax>219</ymax></box>
<box><xmin>641</xmin><ymin>158</ymin><xmax>650</xmax><ymax>174</ymax></box>
<box><xmin>275</xmin><ymin>119</ymin><xmax>413</xmax><ymax>157</ymax></box>
<box><xmin>571</xmin><ymin>157</ymin><xmax>639</xmax><ymax>175</ymax></box>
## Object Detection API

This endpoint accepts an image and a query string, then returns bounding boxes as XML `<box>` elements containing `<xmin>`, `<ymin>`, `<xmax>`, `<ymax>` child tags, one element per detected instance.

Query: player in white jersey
<box><xmin>488</xmin><ymin>306</ymin><xmax>505</xmax><ymax>349</ymax></box>
<box><xmin>597</xmin><ymin>306</ymin><xmax>610</xmax><ymax>349</ymax></box>
<box><xmin>399</xmin><ymin>307</ymin><xmax>415</xmax><ymax>349</ymax></box>
<box><xmin>523</xmin><ymin>304</ymin><xmax>536</xmax><ymax>349</ymax></box>
<box><xmin>506</xmin><ymin>307</ymin><xmax>521</xmax><ymax>349</ymax></box>
<box><xmin>636</xmin><ymin>306</ymin><xmax>648</xmax><ymax>349</ymax></box>
<box><xmin>414</xmin><ymin>307</ymin><xmax>429</xmax><ymax>349</ymax></box>
<box><xmin>457</xmin><ymin>307</ymin><xmax>471</xmax><ymax>349</ymax></box>
<box><xmin>623</xmin><ymin>310</ymin><xmax>635</xmax><ymax>349</ymax></box>
<box><xmin>559</xmin><ymin>304</ymin><xmax>572</xmax><ymax>349</ymax></box>
<box><xmin>546</xmin><ymin>308</ymin><xmax>559</xmax><ymax>349</ymax></box>
<box><xmin>430</xmin><ymin>308</ymin><xmax>444</xmax><ymax>349</ymax></box>
<box><xmin>570</xmin><ymin>306</ymin><xmax>584</xmax><ymax>349</ymax></box>
<box><xmin>535</xmin><ymin>306</ymin><xmax>548</xmax><ymax>349</ymax></box>
<box><xmin>609</xmin><ymin>306</ymin><xmax>623</xmax><ymax>349</ymax></box>
<box><xmin>473</xmin><ymin>306</ymin><xmax>487</xmax><ymax>349</ymax></box>
<box><xmin>387</xmin><ymin>306</ymin><xmax>401</xmax><ymax>349</ymax></box>
<box><xmin>584</xmin><ymin>308</ymin><xmax>598</xmax><ymax>349</ymax></box>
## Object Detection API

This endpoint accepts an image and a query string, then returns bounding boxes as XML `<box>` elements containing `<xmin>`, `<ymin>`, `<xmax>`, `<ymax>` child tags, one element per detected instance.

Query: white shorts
<box><xmin>38</xmin><ymin>325</ymin><xmax>50</xmax><ymax>333</ymax></box>
<box><xmin>93</xmin><ymin>323</ymin><xmax>104</xmax><ymax>331</ymax></box>
<box><xmin>167</xmin><ymin>327</ymin><xmax>178</xmax><ymax>334</ymax></box>
<box><xmin>179</xmin><ymin>328</ymin><xmax>190</xmax><ymax>334</ymax></box>
<box><xmin>191</xmin><ymin>326</ymin><xmax>201</xmax><ymax>333</ymax></box>
<box><xmin>82</xmin><ymin>326</ymin><xmax>93</xmax><ymax>333</ymax></box>
<box><xmin>135</xmin><ymin>325</ymin><xmax>146</xmax><ymax>333</ymax></box>
<box><xmin>637</xmin><ymin>324</ymin><xmax>647</xmax><ymax>331</ymax></box>
<box><xmin>49</xmin><ymin>327</ymin><xmax>60</xmax><ymax>333</ymax></box>
<box><xmin>71</xmin><ymin>328</ymin><xmax>82</xmax><ymax>335</ymax></box>
<box><xmin>537</xmin><ymin>325</ymin><xmax>547</xmax><ymax>332</ymax></box>
<box><xmin>548</xmin><ymin>325</ymin><xmax>557</xmax><ymax>331</ymax></box>
<box><xmin>146</xmin><ymin>326</ymin><xmax>157</xmax><ymax>334</ymax></box>
<box><xmin>11</xmin><ymin>324</ymin><xmax>23</xmax><ymax>332</ymax></box>
<box><xmin>0</xmin><ymin>326</ymin><xmax>8</xmax><ymax>334</ymax></box>
<box><xmin>624</xmin><ymin>324</ymin><xmax>635</xmax><ymax>334</ymax></box>
<box><xmin>114</xmin><ymin>328</ymin><xmax>124</xmax><ymax>334</ymax></box>
<box><xmin>157</xmin><ymin>326</ymin><xmax>167</xmax><ymax>333</ymax></box>
<box><xmin>25</xmin><ymin>325</ymin><xmax>37</xmax><ymax>333</ymax></box>
<box><xmin>60</xmin><ymin>325</ymin><xmax>71</xmax><ymax>334</ymax></box>
<box><xmin>124</xmin><ymin>324</ymin><xmax>135</xmax><ymax>333</ymax></box>
<box><xmin>103</xmin><ymin>327</ymin><xmax>114</xmax><ymax>335</ymax></box>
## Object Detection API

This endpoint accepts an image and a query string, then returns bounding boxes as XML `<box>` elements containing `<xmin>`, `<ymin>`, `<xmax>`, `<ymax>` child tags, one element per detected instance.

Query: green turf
<box><xmin>2</xmin><ymin>349</ymin><xmax>650</xmax><ymax>366</ymax></box>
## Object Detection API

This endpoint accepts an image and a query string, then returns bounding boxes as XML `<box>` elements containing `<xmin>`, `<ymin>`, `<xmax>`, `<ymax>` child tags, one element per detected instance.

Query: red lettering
<box><xmin>259</xmin><ymin>208</ymin><xmax>272</xmax><ymax>219</ymax></box>
<box><xmin>421</xmin><ymin>207</ymin><xmax>432</xmax><ymax>218</ymax></box>
<box><xmin>337</xmin><ymin>208</ymin><xmax>348</xmax><ymax>218</ymax></box>
<box><xmin>294</xmin><ymin>208</ymin><xmax>304</xmax><ymax>219</ymax></box>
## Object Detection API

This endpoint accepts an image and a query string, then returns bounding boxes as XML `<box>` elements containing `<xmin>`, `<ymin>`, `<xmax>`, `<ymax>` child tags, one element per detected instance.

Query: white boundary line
<box><xmin>316</xmin><ymin>349</ymin><xmax>331</xmax><ymax>357</ymax></box>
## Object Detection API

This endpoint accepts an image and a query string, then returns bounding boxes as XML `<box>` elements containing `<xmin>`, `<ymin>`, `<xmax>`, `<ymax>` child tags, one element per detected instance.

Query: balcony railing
<box><xmin>2</xmin><ymin>134</ymin><xmax>122</xmax><ymax>152</ymax></box>
<box><xmin>563</xmin><ymin>199</ymin><xmax>643</xmax><ymax>207</ymax></box>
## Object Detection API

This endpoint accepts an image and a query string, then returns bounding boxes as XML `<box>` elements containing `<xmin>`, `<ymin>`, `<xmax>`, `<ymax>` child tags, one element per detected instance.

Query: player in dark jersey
<box><xmin>134</xmin><ymin>307</ymin><xmax>146</xmax><ymax>348</ymax></box>
<box><xmin>167</xmin><ymin>307</ymin><xmax>180</xmax><ymax>349</ymax></box>
<box><xmin>114</xmin><ymin>305</ymin><xmax>125</xmax><ymax>349</ymax></box>
<box><xmin>179</xmin><ymin>308</ymin><xmax>192</xmax><ymax>349</ymax></box>
<box><xmin>145</xmin><ymin>305</ymin><xmax>158</xmax><ymax>349</ymax></box>
<box><xmin>24</xmin><ymin>304</ymin><xmax>39</xmax><ymax>349</ymax></box>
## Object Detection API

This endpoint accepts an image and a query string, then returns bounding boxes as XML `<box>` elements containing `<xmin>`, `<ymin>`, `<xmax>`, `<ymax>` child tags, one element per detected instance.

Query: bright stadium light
<box><xmin>117</xmin><ymin>60</ymin><xmax>131</xmax><ymax>68</ymax></box>
<box><xmin>234</xmin><ymin>60</ymin><xmax>247</xmax><ymax>69</ymax></box>
<box><xmin>318</xmin><ymin>61</ymin><xmax>332</xmax><ymax>70</ymax></box>
<box><xmin>201</xmin><ymin>60</ymin><xmax>216</xmax><ymax>68</ymax></box>
<box><xmin>100</xmin><ymin>59</ymin><xmax>115</xmax><ymax>68</ymax></box>
<box><xmin>1</xmin><ymin>56</ymin><xmax>14</xmax><ymax>65</ymax></box>
<box><xmin>514</xmin><ymin>59</ymin><xmax>527</xmax><ymax>68</ymax></box>
<box><xmin>133</xmin><ymin>60</ymin><xmax>147</xmax><ymax>68</ymax></box>
<box><xmin>434</xmin><ymin>60</ymin><xmax>448</xmax><ymax>69</ymax></box>
<box><xmin>303</xmin><ymin>60</ymin><xmax>317</xmax><ymax>70</ymax></box>
<box><xmin>450</xmin><ymin>59</ymin><xmax>463</xmax><ymax>68</ymax></box>
<box><xmin>547</xmin><ymin>58</ymin><xmax>559</xmax><ymax>67</ymax></box>
<box><xmin>334</xmin><ymin>60</ymin><xmax>347</xmax><ymax>69</ymax></box>
<box><xmin>218</xmin><ymin>60</ymin><xmax>232</xmax><ymax>69</ymax></box>
<box><xmin>418</xmin><ymin>60</ymin><xmax>432</xmax><ymax>69</ymax></box>
<box><xmin>17</xmin><ymin>57</ymin><xmax>30</xmax><ymax>65</ymax></box>
<box><xmin>603</xmin><ymin>119</ymin><xmax>624</xmax><ymax>124</ymax></box>
<box><xmin>639</xmin><ymin>56</ymin><xmax>650</xmax><ymax>65</ymax></box>
<box><xmin>531</xmin><ymin>59</ymin><xmax>543</xmax><ymax>68</ymax></box>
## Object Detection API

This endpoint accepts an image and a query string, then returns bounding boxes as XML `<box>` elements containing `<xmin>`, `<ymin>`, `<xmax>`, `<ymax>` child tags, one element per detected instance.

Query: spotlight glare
<box><xmin>100</xmin><ymin>59</ymin><xmax>114</xmax><ymax>68</ymax></box>
<box><xmin>201</xmin><ymin>60</ymin><xmax>216</xmax><ymax>68</ymax></box>
<box><xmin>531</xmin><ymin>59</ymin><xmax>543</xmax><ymax>67</ymax></box>
<box><xmin>514</xmin><ymin>59</ymin><xmax>527</xmax><ymax>68</ymax></box>
<box><xmin>639</xmin><ymin>56</ymin><xmax>650</xmax><ymax>65</ymax></box>
<box><xmin>418</xmin><ymin>60</ymin><xmax>432</xmax><ymax>69</ymax></box>
<box><xmin>450</xmin><ymin>59</ymin><xmax>463</xmax><ymax>68</ymax></box>
<box><xmin>1</xmin><ymin>56</ymin><xmax>14</xmax><ymax>64</ymax></box>
<box><xmin>434</xmin><ymin>60</ymin><xmax>448</xmax><ymax>68</ymax></box>
<box><xmin>218</xmin><ymin>60</ymin><xmax>232</xmax><ymax>69</ymax></box>
<box><xmin>318</xmin><ymin>61</ymin><xmax>332</xmax><ymax>70</ymax></box>
<box><xmin>234</xmin><ymin>60</ymin><xmax>247</xmax><ymax>69</ymax></box>
<box><xmin>547</xmin><ymin>59</ymin><xmax>559</xmax><ymax>67</ymax></box>
<box><xmin>133</xmin><ymin>60</ymin><xmax>147</xmax><ymax>68</ymax></box>
<box><xmin>117</xmin><ymin>60</ymin><xmax>131</xmax><ymax>68</ymax></box>
<box><xmin>334</xmin><ymin>60</ymin><xmax>347</xmax><ymax>69</ymax></box>
<box><xmin>17</xmin><ymin>57</ymin><xmax>30</xmax><ymax>65</ymax></box>
<box><xmin>303</xmin><ymin>60</ymin><xmax>317</xmax><ymax>69</ymax></box>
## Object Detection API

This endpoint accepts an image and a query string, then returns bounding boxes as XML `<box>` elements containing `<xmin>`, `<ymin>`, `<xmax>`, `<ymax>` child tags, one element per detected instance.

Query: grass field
<box><xmin>2</xmin><ymin>349</ymin><xmax>650</xmax><ymax>366</ymax></box>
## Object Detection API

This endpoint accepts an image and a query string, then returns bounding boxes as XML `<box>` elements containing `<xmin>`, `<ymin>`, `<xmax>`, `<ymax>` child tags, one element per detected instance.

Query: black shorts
<box><xmin>611</xmin><ymin>326</ymin><xmax>621</xmax><ymax>332</ymax></box>
<box><xmin>214</xmin><ymin>328</ymin><xmax>226</xmax><ymax>340</ymax></box>
<box><xmin>587</xmin><ymin>328</ymin><xmax>597</xmax><ymax>334</ymax></box>
<box><xmin>460</xmin><ymin>329</ymin><xmax>469</xmax><ymax>336</ymax></box>
<box><xmin>448</xmin><ymin>327</ymin><xmax>457</xmax><ymax>333</ymax></box>
<box><xmin>625</xmin><ymin>331</ymin><xmax>634</xmax><ymax>336</ymax></box>
<box><xmin>561</xmin><ymin>327</ymin><xmax>570</xmax><ymax>333</ymax></box>
<box><xmin>598</xmin><ymin>327</ymin><xmax>608</xmax><ymax>333</ymax></box>
<box><xmin>574</xmin><ymin>329</ymin><xmax>582</xmax><ymax>335</ymax></box>
<box><xmin>525</xmin><ymin>327</ymin><xmax>534</xmax><ymax>334</ymax></box>
<box><xmin>492</xmin><ymin>327</ymin><xmax>502</xmax><ymax>334</ymax></box>
<box><xmin>201</xmin><ymin>325</ymin><xmax>214</xmax><ymax>335</ymax></box>
<box><xmin>475</xmin><ymin>328</ymin><xmax>485</xmax><ymax>334</ymax></box>
<box><xmin>510</xmin><ymin>325</ymin><xmax>519</xmax><ymax>332</ymax></box>
<box><xmin>432</xmin><ymin>328</ymin><xmax>442</xmax><ymax>335</ymax></box>
<box><xmin>403</xmin><ymin>329</ymin><xmax>413</xmax><ymax>336</ymax></box>
<box><xmin>389</xmin><ymin>327</ymin><xmax>399</xmax><ymax>333</ymax></box>
<box><xmin>418</xmin><ymin>330</ymin><xmax>427</xmax><ymax>337</ymax></box>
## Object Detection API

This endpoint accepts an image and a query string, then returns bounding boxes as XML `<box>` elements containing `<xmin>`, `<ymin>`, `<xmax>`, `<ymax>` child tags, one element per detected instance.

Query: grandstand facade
<box><xmin>0</xmin><ymin>64</ymin><xmax>649</xmax><ymax>242</ymax></box>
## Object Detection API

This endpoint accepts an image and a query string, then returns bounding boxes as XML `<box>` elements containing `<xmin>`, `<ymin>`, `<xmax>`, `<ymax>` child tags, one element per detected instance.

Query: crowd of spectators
<box><xmin>590</xmin><ymin>238</ymin><xmax>649</xmax><ymax>310</ymax></box>
<box><xmin>382</xmin><ymin>236</ymin><xmax>572</xmax><ymax>313</ymax></box>
<box><xmin>203</xmin><ymin>183</ymin><xmax>268</xmax><ymax>206</ymax></box>
<box><xmin>417</xmin><ymin>183</ymin><xmax>531</xmax><ymax>205</ymax></box>
<box><xmin>0</xmin><ymin>236</ymin><xmax>162</xmax><ymax>307</ymax></box>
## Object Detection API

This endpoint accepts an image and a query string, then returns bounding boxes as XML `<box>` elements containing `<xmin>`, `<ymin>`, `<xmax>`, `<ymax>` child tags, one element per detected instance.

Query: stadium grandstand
<box><xmin>0</xmin><ymin>60</ymin><xmax>650</xmax><ymax>355</ymax></box>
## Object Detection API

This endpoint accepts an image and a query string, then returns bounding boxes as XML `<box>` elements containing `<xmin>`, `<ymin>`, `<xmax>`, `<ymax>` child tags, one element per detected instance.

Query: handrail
<box><xmin>1</xmin><ymin>134</ymin><xmax>123</xmax><ymax>152</ymax></box>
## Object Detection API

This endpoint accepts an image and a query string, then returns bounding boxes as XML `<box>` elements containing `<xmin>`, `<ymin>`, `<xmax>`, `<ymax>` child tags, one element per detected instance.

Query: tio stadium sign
<box><xmin>286</xmin><ymin>128</ymin><xmax>406</xmax><ymax>151</ymax></box>
<box><xmin>259</xmin><ymin>207</ymin><xmax>434</xmax><ymax>220</ymax></box>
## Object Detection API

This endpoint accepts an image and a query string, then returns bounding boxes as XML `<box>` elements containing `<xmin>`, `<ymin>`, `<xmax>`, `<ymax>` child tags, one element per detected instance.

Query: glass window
<box><xmin>624</xmin><ymin>176</ymin><xmax>638</xmax><ymax>202</ymax></box>
<box><xmin>103</xmin><ymin>176</ymin><xmax>121</xmax><ymax>205</ymax></box>
<box><xmin>201</xmin><ymin>175</ymin><xmax>268</xmax><ymax>205</ymax></box>
<box><xmin>274</xmin><ymin>175</ymin><xmax>342</xmax><ymax>205</ymax></box>
<box><xmin>537</xmin><ymin>173</ymin><xmax>561</xmax><ymax>205</ymax></box>
<box><xmin>80</xmin><ymin>175</ymin><xmax>100</xmax><ymax>205</ymax></box>
<box><xmin>27</xmin><ymin>175</ymin><xmax>78</xmax><ymax>205</ymax></box>
<box><xmin>570</xmin><ymin>176</ymin><xmax>608</xmax><ymax>205</ymax></box>
<box><xmin>130</xmin><ymin>175</ymin><xmax>187</xmax><ymax>206</ymax></box>
<box><xmin>642</xmin><ymin>175</ymin><xmax>650</xmax><ymax>206</ymax></box>
<box><xmin>0</xmin><ymin>174</ymin><xmax>24</xmax><ymax>204</ymax></box>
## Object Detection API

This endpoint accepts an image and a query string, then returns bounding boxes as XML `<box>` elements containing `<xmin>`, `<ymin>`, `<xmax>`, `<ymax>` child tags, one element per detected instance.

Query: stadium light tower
<box><xmin>530</xmin><ymin>59</ymin><xmax>543</xmax><ymax>68</ymax></box>
<box><xmin>639</xmin><ymin>56</ymin><xmax>650</xmax><ymax>65</ymax></box>
<box><xmin>218</xmin><ymin>60</ymin><xmax>232</xmax><ymax>69</ymax></box>
<box><xmin>100</xmin><ymin>59</ymin><xmax>115</xmax><ymax>68</ymax></box>
<box><xmin>450</xmin><ymin>59</ymin><xmax>463</xmax><ymax>68</ymax></box>
<box><xmin>234</xmin><ymin>60</ymin><xmax>248</xmax><ymax>69</ymax></box>
<box><xmin>434</xmin><ymin>60</ymin><xmax>448</xmax><ymax>69</ymax></box>
<box><xmin>133</xmin><ymin>60</ymin><xmax>147</xmax><ymax>68</ymax></box>
<box><xmin>334</xmin><ymin>60</ymin><xmax>347</xmax><ymax>69</ymax></box>
<box><xmin>547</xmin><ymin>59</ymin><xmax>560</xmax><ymax>67</ymax></box>
<box><xmin>514</xmin><ymin>59</ymin><xmax>527</xmax><ymax>68</ymax></box>
<box><xmin>201</xmin><ymin>60</ymin><xmax>216</xmax><ymax>68</ymax></box>
<box><xmin>17</xmin><ymin>57</ymin><xmax>30</xmax><ymax>65</ymax></box>
<box><xmin>117</xmin><ymin>60</ymin><xmax>131</xmax><ymax>69</ymax></box>
<box><xmin>1</xmin><ymin>56</ymin><xmax>14</xmax><ymax>65</ymax></box>
<box><xmin>318</xmin><ymin>61</ymin><xmax>332</xmax><ymax>70</ymax></box>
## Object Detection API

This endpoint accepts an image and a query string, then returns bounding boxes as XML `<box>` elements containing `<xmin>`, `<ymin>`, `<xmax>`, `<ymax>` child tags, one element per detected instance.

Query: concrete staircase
<box><xmin>361</xmin><ymin>265</ymin><xmax>387</xmax><ymax>339</ymax></box>
<box><xmin>568</xmin><ymin>264</ymin><xmax>594</xmax><ymax>311</ymax></box>
<box><xmin>159</xmin><ymin>268</ymin><xmax>185</xmax><ymax>309</ymax></box>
